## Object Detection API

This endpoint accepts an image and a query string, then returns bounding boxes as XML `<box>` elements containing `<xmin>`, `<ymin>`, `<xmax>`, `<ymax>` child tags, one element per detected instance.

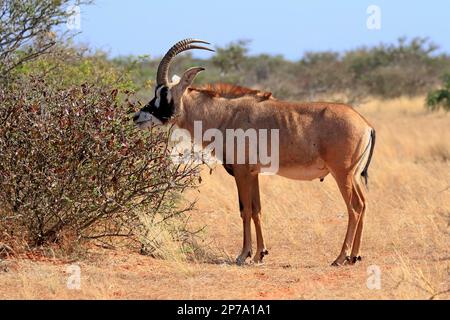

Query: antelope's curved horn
<box><xmin>156</xmin><ymin>39</ymin><xmax>214</xmax><ymax>86</ymax></box>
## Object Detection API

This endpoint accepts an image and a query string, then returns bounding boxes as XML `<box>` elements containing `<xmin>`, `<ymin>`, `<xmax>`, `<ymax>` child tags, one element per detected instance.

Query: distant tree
<box><xmin>426</xmin><ymin>74</ymin><xmax>450</xmax><ymax>112</ymax></box>
<box><xmin>0</xmin><ymin>0</ymin><xmax>90</xmax><ymax>80</ymax></box>
<box><xmin>212</xmin><ymin>40</ymin><xmax>250</xmax><ymax>75</ymax></box>
<box><xmin>297</xmin><ymin>51</ymin><xmax>344</xmax><ymax>99</ymax></box>
<box><xmin>343</xmin><ymin>37</ymin><xmax>443</xmax><ymax>98</ymax></box>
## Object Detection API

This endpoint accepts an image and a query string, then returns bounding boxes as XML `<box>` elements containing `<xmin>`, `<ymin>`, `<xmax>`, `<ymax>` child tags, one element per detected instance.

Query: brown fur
<box><xmin>189</xmin><ymin>83</ymin><xmax>273</xmax><ymax>101</ymax></box>
<box><xmin>168</xmin><ymin>68</ymin><xmax>376</xmax><ymax>266</ymax></box>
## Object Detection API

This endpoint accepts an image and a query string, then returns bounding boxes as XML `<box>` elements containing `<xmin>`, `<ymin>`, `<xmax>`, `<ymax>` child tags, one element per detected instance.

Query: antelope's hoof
<box><xmin>331</xmin><ymin>256</ymin><xmax>352</xmax><ymax>267</ymax></box>
<box><xmin>253</xmin><ymin>249</ymin><xmax>269</xmax><ymax>264</ymax></box>
<box><xmin>349</xmin><ymin>256</ymin><xmax>362</xmax><ymax>265</ymax></box>
<box><xmin>236</xmin><ymin>251</ymin><xmax>252</xmax><ymax>266</ymax></box>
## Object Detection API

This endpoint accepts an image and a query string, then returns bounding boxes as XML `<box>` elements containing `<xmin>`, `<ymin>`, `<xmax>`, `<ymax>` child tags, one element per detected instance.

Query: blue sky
<box><xmin>75</xmin><ymin>0</ymin><xmax>450</xmax><ymax>60</ymax></box>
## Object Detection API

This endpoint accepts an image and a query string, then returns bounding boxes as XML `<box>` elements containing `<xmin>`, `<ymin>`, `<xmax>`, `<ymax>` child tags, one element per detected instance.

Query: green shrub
<box><xmin>115</xmin><ymin>37</ymin><xmax>450</xmax><ymax>103</ymax></box>
<box><xmin>0</xmin><ymin>76</ymin><xmax>199</xmax><ymax>249</ymax></box>
<box><xmin>0</xmin><ymin>0</ymin><xmax>201</xmax><ymax>256</ymax></box>
<box><xmin>426</xmin><ymin>74</ymin><xmax>450</xmax><ymax>112</ymax></box>
<box><xmin>0</xmin><ymin>0</ymin><xmax>89</xmax><ymax>81</ymax></box>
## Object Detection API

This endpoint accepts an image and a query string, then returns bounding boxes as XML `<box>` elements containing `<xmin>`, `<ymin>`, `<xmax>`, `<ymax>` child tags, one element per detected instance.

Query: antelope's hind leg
<box><xmin>348</xmin><ymin>181</ymin><xmax>367</xmax><ymax>264</ymax></box>
<box><xmin>331</xmin><ymin>172</ymin><xmax>365</xmax><ymax>266</ymax></box>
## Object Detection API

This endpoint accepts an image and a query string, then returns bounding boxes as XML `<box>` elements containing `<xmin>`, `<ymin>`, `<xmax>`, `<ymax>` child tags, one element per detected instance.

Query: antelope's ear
<box><xmin>179</xmin><ymin>67</ymin><xmax>205</xmax><ymax>92</ymax></box>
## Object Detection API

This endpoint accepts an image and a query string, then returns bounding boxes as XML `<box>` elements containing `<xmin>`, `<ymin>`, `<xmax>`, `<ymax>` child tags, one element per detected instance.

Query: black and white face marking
<box><xmin>133</xmin><ymin>85</ymin><xmax>175</xmax><ymax>129</ymax></box>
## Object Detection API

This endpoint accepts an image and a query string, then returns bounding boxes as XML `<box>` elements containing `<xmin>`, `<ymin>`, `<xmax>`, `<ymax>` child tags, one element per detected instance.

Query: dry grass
<box><xmin>1</xmin><ymin>96</ymin><xmax>449</xmax><ymax>299</ymax></box>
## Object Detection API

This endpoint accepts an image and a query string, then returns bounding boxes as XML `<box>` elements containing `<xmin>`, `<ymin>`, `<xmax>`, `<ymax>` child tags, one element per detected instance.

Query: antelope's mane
<box><xmin>189</xmin><ymin>83</ymin><xmax>273</xmax><ymax>101</ymax></box>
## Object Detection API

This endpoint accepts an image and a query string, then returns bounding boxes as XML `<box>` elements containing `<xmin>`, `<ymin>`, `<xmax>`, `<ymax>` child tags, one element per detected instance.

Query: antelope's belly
<box><xmin>275</xmin><ymin>160</ymin><xmax>329</xmax><ymax>181</ymax></box>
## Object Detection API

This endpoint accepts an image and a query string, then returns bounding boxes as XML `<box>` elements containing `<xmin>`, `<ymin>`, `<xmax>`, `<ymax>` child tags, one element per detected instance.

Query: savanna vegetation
<box><xmin>122</xmin><ymin>37</ymin><xmax>450</xmax><ymax>105</ymax></box>
<box><xmin>0</xmin><ymin>0</ymin><xmax>448</xmax><ymax>300</ymax></box>
<box><xmin>0</xmin><ymin>0</ymin><xmax>201</xmax><ymax>258</ymax></box>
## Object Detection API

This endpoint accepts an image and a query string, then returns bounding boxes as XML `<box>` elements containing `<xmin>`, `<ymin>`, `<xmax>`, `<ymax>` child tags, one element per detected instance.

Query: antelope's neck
<box><xmin>174</xmin><ymin>93</ymin><xmax>227</xmax><ymax>138</ymax></box>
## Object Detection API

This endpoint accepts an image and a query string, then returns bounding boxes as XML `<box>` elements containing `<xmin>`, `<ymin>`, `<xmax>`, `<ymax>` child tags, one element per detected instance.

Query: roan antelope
<box><xmin>134</xmin><ymin>39</ymin><xmax>376</xmax><ymax>266</ymax></box>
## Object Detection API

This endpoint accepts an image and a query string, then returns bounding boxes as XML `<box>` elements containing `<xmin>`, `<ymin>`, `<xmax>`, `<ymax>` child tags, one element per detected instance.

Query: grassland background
<box><xmin>1</xmin><ymin>1</ymin><xmax>449</xmax><ymax>300</ymax></box>
<box><xmin>1</xmin><ymin>96</ymin><xmax>448</xmax><ymax>300</ymax></box>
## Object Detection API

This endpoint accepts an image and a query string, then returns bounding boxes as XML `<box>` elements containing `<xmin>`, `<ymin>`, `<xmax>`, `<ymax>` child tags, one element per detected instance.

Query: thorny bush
<box><xmin>0</xmin><ymin>76</ymin><xmax>200</xmax><ymax>252</ymax></box>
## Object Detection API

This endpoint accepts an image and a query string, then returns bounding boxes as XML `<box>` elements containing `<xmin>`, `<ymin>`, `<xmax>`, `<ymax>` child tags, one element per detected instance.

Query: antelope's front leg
<box><xmin>251</xmin><ymin>175</ymin><xmax>268</xmax><ymax>264</ymax></box>
<box><xmin>234</xmin><ymin>171</ymin><xmax>253</xmax><ymax>266</ymax></box>
<box><xmin>252</xmin><ymin>213</ymin><xmax>268</xmax><ymax>264</ymax></box>
<box><xmin>236</xmin><ymin>203</ymin><xmax>252</xmax><ymax>265</ymax></box>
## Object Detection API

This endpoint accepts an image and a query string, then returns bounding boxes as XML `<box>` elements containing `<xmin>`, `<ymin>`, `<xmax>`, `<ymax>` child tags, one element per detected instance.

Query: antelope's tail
<box><xmin>361</xmin><ymin>128</ymin><xmax>376</xmax><ymax>187</ymax></box>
